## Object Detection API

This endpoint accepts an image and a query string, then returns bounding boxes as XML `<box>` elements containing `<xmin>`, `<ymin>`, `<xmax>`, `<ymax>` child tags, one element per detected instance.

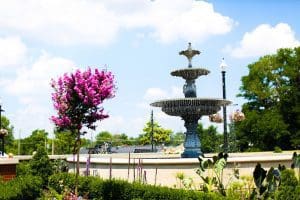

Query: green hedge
<box><xmin>0</xmin><ymin>175</ymin><xmax>42</xmax><ymax>200</ymax></box>
<box><xmin>48</xmin><ymin>173</ymin><xmax>225</xmax><ymax>200</ymax></box>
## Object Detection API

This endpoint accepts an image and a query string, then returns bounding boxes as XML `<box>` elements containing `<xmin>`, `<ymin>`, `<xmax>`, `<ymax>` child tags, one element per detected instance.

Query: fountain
<box><xmin>151</xmin><ymin>43</ymin><xmax>231</xmax><ymax>158</ymax></box>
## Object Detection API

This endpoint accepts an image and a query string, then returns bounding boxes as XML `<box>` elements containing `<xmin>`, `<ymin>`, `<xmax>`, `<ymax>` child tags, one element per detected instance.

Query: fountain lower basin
<box><xmin>151</xmin><ymin>98</ymin><xmax>231</xmax><ymax>117</ymax></box>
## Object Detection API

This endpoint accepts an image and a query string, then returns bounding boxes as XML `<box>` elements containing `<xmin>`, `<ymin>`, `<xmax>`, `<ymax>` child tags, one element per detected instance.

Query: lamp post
<box><xmin>0</xmin><ymin>99</ymin><xmax>5</xmax><ymax>156</ymax></box>
<box><xmin>220</xmin><ymin>58</ymin><xmax>228</xmax><ymax>153</ymax></box>
<box><xmin>151</xmin><ymin>110</ymin><xmax>154</xmax><ymax>152</ymax></box>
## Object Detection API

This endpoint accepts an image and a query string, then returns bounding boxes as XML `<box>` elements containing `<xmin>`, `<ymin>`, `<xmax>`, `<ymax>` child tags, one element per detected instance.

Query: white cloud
<box><xmin>0</xmin><ymin>36</ymin><xmax>27</xmax><ymax>68</ymax></box>
<box><xmin>3</xmin><ymin>52</ymin><xmax>76</xmax><ymax>134</ymax></box>
<box><xmin>227</xmin><ymin>23</ymin><xmax>300</xmax><ymax>58</ymax></box>
<box><xmin>0</xmin><ymin>0</ymin><xmax>234</xmax><ymax>45</ymax></box>
<box><xmin>147</xmin><ymin>0</ymin><xmax>234</xmax><ymax>43</ymax></box>
<box><xmin>5</xmin><ymin>52</ymin><xmax>75</xmax><ymax>100</ymax></box>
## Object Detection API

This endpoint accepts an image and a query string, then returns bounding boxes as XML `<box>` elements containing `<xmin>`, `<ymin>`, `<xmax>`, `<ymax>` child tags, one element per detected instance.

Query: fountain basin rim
<box><xmin>151</xmin><ymin>98</ymin><xmax>231</xmax><ymax>107</ymax></box>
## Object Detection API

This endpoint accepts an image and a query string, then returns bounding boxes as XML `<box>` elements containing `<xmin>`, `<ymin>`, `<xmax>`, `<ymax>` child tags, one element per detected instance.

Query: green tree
<box><xmin>0</xmin><ymin>115</ymin><xmax>15</xmax><ymax>154</ymax></box>
<box><xmin>236</xmin><ymin>47</ymin><xmax>300</xmax><ymax>151</ymax></box>
<box><xmin>112</xmin><ymin>133</ymin><xmax>131</xmax><ymax>146</ymax></box>
<box><xmin>197</xmin><ymin>123</ymin><xmax>222</xmax><ymax>153</ymax></box>
<box><xmin>54</xmin><ymin>130</ymin><xmax>76</xmax><ymax>154</ymax></box>
<box><xmin>96</xmin><ymin>131</ymin><xmax>113</xmax><ymax>144</ymax></box>
<box><xmin>169</xmin><ymin>132</ymin><xmax>185</xmax><ymax>146</ymax></box>
<box><xmin>29</xmin><ymin>146</ymin><xmax>53</xmax><ymax>185</ymax></box>
<box><xmin>138</xmin><ymin>121</ymin><xmax>172</xmax><ymax>145</ymax></box>
<box><xmin>21</xmin><ymin>129</ymin><xmax>48</xmax><ymax>155</ymax></box>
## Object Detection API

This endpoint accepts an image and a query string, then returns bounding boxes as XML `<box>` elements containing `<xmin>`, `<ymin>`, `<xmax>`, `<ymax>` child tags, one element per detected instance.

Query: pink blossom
<box><xmin>50</xmin><ymin>67</ymin><xmax>116</xmax><ymax>131</ymax></box>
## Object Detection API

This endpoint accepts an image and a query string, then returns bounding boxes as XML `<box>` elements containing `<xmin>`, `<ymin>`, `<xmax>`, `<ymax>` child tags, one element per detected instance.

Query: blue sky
<box><xmin>0</xmin><ymin>0</ymin><xmax>299</xmax><ymax>139</ymax></box>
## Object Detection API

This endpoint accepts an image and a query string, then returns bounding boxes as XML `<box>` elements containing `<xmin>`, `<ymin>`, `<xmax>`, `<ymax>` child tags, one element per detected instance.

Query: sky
<box><xmin>0</xmin><ymin>0</ymin><xmax>299</xmax><ymax>140</ymax></box>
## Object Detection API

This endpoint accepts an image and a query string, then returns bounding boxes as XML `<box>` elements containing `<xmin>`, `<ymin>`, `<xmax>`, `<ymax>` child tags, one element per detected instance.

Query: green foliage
<box><xmin>52</xmin><ymin>159</ymin><xmax>69</xmax><ymax>173</ymax></box>
<box><xmin>29</xmin><ymin>146</ymin><xmax>53</xmax><ymax>185</ymax></box>
<box><xmin>274</xmin><ymin>146</ymin><xmax>282</xmax><ymax>153</ymax></box>
<box><xmin>275</xmin><ymin>169</ymin><xmax>300</xmax><ymax>200</ymax></box>
<box><xmin>169</xmin><ymin>132</ymin><xmax>185</xmax><ymax>146</ymax></box>
<box><xmin>0</xmin><ymin>115</ymin><xmax>15</xmax><ymax>154</ymax></box>
<box><xmin>96</xmin><ymin>131</ymin><xmax>113</xmax><ymax>144</ymax></box>
<box><xmin>227</xmin><ymin>176</ymin><xmax>254</xmax><ymax>200</ymax></box>
<box><xmin>196</xmin><ymin>123</ymin><xmax>222</xmax><ymax>153</ymax></box>
<box><xmin>0</xmin><ymin>175</ymin><xmax>42</xmax><ymax>200</ymax></box>
<box><xmin>196</xmin><ymin>153</ymin><xmax>233</xmax><ymax>196</ymax></box>
<box><xmin>20</xmin><ymin>129</ymin><xmax>48</xmax><ymax>155</ymax></box>
<box><xmin>54</xmin><ymin>129</ymin><xmax>76</xmax><ymax>154</ymax></box>
<box><xmin>291</xmin><ymin>152</ymin><xmax>300</xmax><ymax>181</ymax></box>
<box><xmin>139</xmin><ymin>121</ymin><xmax>172</xmax><ymax>145</ymax></box>
<box><xmin>16</xmin><ymin>161</ymin><xmax>32</xmax><ymax>176</ymax></box>
<box><xmin>252</xmin><ymin>163</ymin><xmax>282</xmax><ymax>199</ymax></box>
<box><xmin>237</xmin><ymin>47</ymin><xmax>300</xmax><ymax>151</ymax></box>
<box><xmin>49</xmin><ymin>173</ymin><xmax>226</xmax><ymax>200</ymax></box>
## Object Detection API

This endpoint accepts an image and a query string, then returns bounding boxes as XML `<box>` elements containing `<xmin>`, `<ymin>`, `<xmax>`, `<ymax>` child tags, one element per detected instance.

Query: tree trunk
<box><xmin>75</xmin><ymin>130</ymin><xmax>81</xmax><ymax>196</ymax></box>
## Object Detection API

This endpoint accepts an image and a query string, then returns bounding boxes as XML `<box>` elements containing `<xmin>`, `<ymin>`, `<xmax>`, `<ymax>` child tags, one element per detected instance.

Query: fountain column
<box><xmin>181</xmin><ymin>115</ymin><xmax>202</xmax><ymax>158</ymax></box>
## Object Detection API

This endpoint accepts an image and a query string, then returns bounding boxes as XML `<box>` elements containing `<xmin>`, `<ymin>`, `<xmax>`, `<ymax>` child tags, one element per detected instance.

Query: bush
<box><xmin>49</xmin><ymin>173</ymin><xmax>226</xmax><ymax>200</ymax></box>
<box><xmin>275</xmin><ymin>169</ymin><xmax>300</xmax><ymax>200</ymax></box>
<box><xmin>0</xmin><ymin>175</ymin><xmax>42</xmax><ymax>200</ymax></box>
<box><xmin>274</xmin><ymin>146</ymin><xmax>282</xmax><ymax>153</ymax></box>
<box><xmin>30</xmin><ymin>146</ymin><xmax>53</xmax><ymax>185</ymax></box>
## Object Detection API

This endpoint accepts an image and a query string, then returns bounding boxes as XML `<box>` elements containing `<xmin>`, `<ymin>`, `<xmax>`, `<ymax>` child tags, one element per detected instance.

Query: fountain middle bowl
<box><xmin>151</xmin><ymin>98</ymin><xmax>231</xmax><ymax>117</ymax></box>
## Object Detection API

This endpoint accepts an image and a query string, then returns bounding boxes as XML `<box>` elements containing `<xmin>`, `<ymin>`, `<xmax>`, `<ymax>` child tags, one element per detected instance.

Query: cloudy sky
<box><xmin>0</xmin><ymin>0</ymin><xmax>299</xmax><ymax>139</ymax></box>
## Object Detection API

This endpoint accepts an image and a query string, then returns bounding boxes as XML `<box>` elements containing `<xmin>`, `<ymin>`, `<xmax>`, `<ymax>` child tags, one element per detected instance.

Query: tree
<box><xmin>138</xmin><ymin>121</ymin><xmax>172</xmax><ymax>145</ymax></box>
<box><xmin>197</xmin><ymin>123</ymin><xmax>222</xmax><ymax>153</ymax></box>
<box><xmin>0</xmin><ymin>115</ymin><xmax>15</xmax><ymax>154</ymax></box>
<box><xmin>51</xmin><ymin>68</ymin><xmax>115</xmax><ymax>194</ymax></box>
<box><xmin>95</xmin><ymin>131</ymin><xmax>112</xmax><ymax>144</ymax></box>
<box><xmin>21</xmin><ymin>129</ymin><xmax>48</xmax><ymax>155</ymax></box>
<box><xmin>169</xmin><ymin>132</ymin><xmax>185</xmax><ymax>146</ymax></box>
<box><xmin>54</xmin><ymin>129</ymin><xmax>76</xmax><ymax>154</ymax></box>
<box><xmin>29</xmin><ymin>146</ymin><xmax>53</xmax><ymax>186</ymax></box>
<box><xmin>236</xmin><ymin>47</ymin><xmax>300</xmax><ymax>151</ymax></box>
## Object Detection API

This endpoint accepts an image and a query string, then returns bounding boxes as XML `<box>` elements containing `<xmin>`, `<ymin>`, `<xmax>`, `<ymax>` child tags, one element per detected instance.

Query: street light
<box><xmin>0</xmin><ymin>99</ymin><xmax>7</xmax><ymax>156</ymax></box>
<box><xmin>220</xmin><ymin>58</ymin><xmax>228</xmax><ymax>153</ymax></box>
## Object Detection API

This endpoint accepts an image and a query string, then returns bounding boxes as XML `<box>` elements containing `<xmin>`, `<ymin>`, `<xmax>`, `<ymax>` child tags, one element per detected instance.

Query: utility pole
<box><xmin>151</xmin><ymin>110</ymin><xmax>154</xmax><ymax>152</ymax></box>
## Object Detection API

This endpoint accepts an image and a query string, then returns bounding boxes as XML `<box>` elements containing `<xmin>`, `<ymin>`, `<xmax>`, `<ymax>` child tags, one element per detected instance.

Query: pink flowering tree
<box><xmin>51</xmin><ymin>68</ymin><xmax>115</xmax><ymax>194</ymax></box>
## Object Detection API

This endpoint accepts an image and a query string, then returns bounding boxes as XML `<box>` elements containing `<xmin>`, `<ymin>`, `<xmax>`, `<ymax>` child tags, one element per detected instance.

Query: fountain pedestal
<box><xmin>181</xmin><ymin>116</ymin><xmax>202</xmax><ymax>158</ymax></box>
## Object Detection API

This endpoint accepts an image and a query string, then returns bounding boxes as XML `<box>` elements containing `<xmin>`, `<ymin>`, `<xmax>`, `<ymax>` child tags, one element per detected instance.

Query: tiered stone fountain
<box><xmin>151</xmin><ymin>43</ymin><xmax>231</xmax><ymax>158</ymax></box>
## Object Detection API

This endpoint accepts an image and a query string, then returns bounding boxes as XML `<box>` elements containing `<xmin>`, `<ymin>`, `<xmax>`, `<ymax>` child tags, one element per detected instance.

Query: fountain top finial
<box><xmin>179</xmin><ymin>42</ymin><xmax>201</xmax><ymax>68</ymax></box>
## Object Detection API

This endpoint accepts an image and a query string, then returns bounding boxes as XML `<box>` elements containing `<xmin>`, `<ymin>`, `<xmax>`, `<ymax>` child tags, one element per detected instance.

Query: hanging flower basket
<box><xmin>230</xmin><ymin>110</ymin><xmax>245</xmax><ymax>122</ymax></box>
<box><xmin>0</xmin><ymin>128</ymin><xmax>8</xmax><ymax>136</ymax></box>
<box><xmin>209</xmin><ymin>113</ymin><xmax>223</xmax><ymax>123</ymax></box>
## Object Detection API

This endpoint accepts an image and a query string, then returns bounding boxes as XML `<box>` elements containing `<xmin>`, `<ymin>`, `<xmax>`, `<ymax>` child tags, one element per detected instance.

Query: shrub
<box><xmin>49</xmin><ymin>173</ymin><xmax>226</xmax><ymax>200</ymax></box>
<box><xmin>16</xmin><ymin>161</ymin><xmax>32</xmax><ymax>176</ymax></box>
<box><xmin>0</xmin><ymin>175</ymin><xmax>42</xmax><ymax>200</ymax></box>
<box><xmin>275</xmin><ymin>169</ymin><xmax>300</xmax><ymax>200</ymax></box>
<box><xmin>274</xmin><ymin>146</ymin><xmax>282</xmax><ymax>153</ymax></box>
<box><xmin>29</xmin><ymin>146</ymin><xmax>53</xmax><ymax>185</ymax></box>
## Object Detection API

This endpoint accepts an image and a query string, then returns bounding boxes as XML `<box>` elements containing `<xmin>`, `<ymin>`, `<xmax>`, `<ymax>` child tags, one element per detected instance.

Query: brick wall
<box><xmin>0</xmin><ymin>164</ymin><xmax>16</xmax><ymax>181</ymax></box>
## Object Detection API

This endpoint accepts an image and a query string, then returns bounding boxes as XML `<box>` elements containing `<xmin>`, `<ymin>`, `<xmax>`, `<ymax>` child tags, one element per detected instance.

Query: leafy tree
<box><xmin>236</xmin><ymin>47</ymin><xmax>300</xmax><ymax>151</ymax></box>
<box><xmin>54</xmin><ymin>129</ymin><xmax>76</xmax><ymax>154</ymax></box>
<box><xmin>95</xmin><ymin>131</ymin><xmax>113</xmax><ymax>144</ymax></box>
<box><xmin>51</xmin><ymin>68</ymin><xmax>115</xmax><ymax>194</ymax></box>
<box><xmin>0</xmin><ymin>115</ymin><xmax>15</xmax><ymax>154</ymax></box>
<box><xmin>29</xmin><ymin>146</ymin><xmax>53</xmax><ymax>186</ymax></box>
<box><xmin>197</xmin><ymin>123</ymin><xmax>222</xmax><ymax>153</ymax></box>
<box><xmin>169</xmin><ymin>132</ymin><xmax>185</xmax><ymax>146</ymax></box>
<box><xmin>138</xmin><ymin>121</ymin><xmax>172</xmax><ymax>145</ymax></box>
<box><xmin>112</xmin><ymin>133</ymin><xmax>131</xmax><ymax>146</ymax></box>
<box><xmin>21</xmin><ymin>129</ymin><xmax>48</xmax><ymax>155</ymax></box>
